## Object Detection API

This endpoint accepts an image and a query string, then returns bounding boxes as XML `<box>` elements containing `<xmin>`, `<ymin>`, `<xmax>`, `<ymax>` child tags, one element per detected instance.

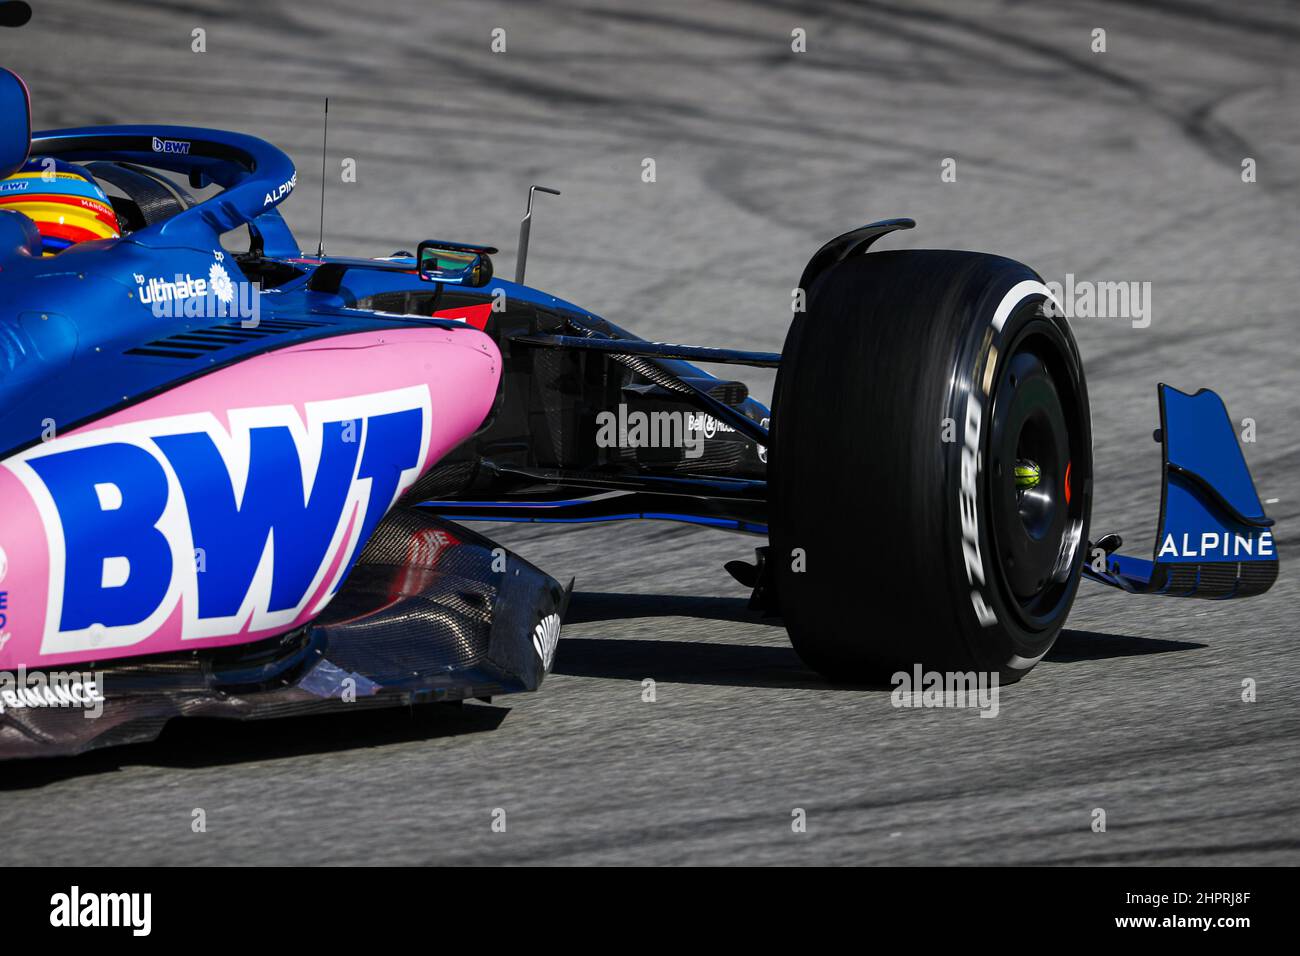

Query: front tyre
<box><xmin>768</xmin><ymin>250</ymin><xmax>1092</xmax><ymax>683</ymax></box>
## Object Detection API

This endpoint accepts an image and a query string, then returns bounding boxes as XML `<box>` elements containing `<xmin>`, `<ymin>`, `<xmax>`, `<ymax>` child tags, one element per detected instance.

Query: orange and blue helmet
<box><xmin>0</xmin><ymin>157</ymin><xmax>120</xmax><ymax>254</ymax></box>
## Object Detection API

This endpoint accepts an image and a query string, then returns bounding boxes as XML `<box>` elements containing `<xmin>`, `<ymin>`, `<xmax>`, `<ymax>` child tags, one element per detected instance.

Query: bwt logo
<box><xmin>5</xmin><ymin>387</ymin><xmax>431</xmax><ymax>656</ymax></box>
<box><xmin>151</xmin><ymin>136</ymin><xmax>192</xmax><ymax>155</ymax></box>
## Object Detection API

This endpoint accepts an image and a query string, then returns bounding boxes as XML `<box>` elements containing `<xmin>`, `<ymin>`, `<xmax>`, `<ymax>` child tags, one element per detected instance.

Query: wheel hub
<box><xmin>988</xmin><ymin>340</ymin><xmax>1085</xmax><ymax>625</ymax></box>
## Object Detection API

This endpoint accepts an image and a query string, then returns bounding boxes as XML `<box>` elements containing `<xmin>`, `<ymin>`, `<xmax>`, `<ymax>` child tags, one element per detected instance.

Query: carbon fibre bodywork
<box><xmin>0</xmin><ymin>509</ymin><xmax>567</xmax><ymax>758</ymax></box>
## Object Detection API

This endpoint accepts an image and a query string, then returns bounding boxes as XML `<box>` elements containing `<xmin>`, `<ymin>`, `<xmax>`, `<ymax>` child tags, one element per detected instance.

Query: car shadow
<box><xmin>0</xmin><ymin>701</ymin><xmax>509</xmax><ymax>791</ymax></box>
<box><xmin>1044</xmin><ymin>629</ymin><xmax>1205</xmax><ymax>662</ymax></box>
<box><xmin>0</xmin><ymin>596</ymin><xmax>1204</xmax><ymax>785</ymax></box>
<box><xmin>554</xmin><ymin>628</ymin><xmax>1203</xmax><ymax>690</ymax></box>
<box><xmin>564</xmin><ymin>591</ymin><xmax>786</xmax><ymax>627</ymax></box>
<box><xmin>554</xmin><ymin>637</ymin><xmax>874</xmax><ymax>690</ymax></box>
<box><xmin>556</xmin><ymin>591</ymin><xmax>1205</xmax><ymax>688</ymax></box>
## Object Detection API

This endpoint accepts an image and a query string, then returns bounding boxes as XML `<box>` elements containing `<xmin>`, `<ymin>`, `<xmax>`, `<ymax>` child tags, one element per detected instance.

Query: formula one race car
<box><xmin>0</xmin><ymin>69</ymin><xmax>1278</xmax><ymax>757</ymax></box>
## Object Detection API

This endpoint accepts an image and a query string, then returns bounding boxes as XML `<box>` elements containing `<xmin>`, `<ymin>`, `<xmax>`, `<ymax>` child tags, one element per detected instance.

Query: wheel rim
<box><xmin>987</xmin><ymin>324</ymin><xmax>1088</xmax><ymax>629</ymax></box>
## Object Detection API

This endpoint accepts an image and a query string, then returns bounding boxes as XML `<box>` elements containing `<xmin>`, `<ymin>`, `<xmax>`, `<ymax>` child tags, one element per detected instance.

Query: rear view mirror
<box><xmin>417</xmin><ymin>239</ymin><xmax>497</xmax><ymax>288</ymax></box>
<box><xmin>0</xmin><ymin>68</ymin><xmax>31</xmax><ymax>181</ymax></box>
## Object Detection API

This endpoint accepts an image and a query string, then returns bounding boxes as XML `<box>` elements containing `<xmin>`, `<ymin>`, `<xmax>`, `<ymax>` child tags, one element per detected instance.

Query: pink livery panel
<box><xmin>0</xmin><ymin>327</ymin><xmax>500</xmax><ymax>670</ymax></box>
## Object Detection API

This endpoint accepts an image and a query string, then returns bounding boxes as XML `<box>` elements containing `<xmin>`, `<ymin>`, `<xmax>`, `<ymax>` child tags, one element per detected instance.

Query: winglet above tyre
<box><xmin>798</xmin><ymin>217</ymin><xmax>915</xmax><ymax>296</ymax></box>
<box><xmin>1083</xmin><ymin>385</ymin><xmax>1279</xmax><ymax>599</ymax></box>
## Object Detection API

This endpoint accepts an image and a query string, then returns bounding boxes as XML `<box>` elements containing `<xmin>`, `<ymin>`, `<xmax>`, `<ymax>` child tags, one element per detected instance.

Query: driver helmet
<box><xmin>0</xmin><ymin>157</ymin><xmax>120</xmax><ymax>255</ymax></box>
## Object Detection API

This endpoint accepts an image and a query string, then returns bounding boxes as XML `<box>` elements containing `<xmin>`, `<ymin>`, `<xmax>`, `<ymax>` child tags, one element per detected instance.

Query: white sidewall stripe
<box><xmin>992</xmin><ymin>279</ymin><xmax>1059</xmax><ymax>332</ymax></box>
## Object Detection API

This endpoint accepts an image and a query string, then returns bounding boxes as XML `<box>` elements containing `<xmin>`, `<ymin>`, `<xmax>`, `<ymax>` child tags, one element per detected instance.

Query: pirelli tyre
<box><xmin>768</xmin><ymin>249</ymin><xmax>1092</xmax><ymax>683</ymax></box>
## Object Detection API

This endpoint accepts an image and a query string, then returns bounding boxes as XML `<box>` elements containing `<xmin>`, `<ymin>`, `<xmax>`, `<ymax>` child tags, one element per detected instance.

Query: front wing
<box><xmin>1084</xmin><ymin>385</ymin><xmax>1278</xmax><ymax>599</ymax></box>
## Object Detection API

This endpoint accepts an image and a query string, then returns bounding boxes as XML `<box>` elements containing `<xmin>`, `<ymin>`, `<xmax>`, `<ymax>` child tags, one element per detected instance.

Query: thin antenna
<box><xmin>515</xmin><ymin>184</ymin><xmax>560</xmax><ymax>284</ymax></box>
<box><xmin>315</xmin><ymin>97</ymin><xmax>329</xmax><ymax>259</ymax></box>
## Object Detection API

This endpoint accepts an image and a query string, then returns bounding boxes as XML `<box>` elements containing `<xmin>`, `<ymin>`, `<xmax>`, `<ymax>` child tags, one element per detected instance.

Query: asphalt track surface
<box><xmin>1</xmin><ymin>0</ymin><xmax>1297</xmax><ymax>865</ymax></box>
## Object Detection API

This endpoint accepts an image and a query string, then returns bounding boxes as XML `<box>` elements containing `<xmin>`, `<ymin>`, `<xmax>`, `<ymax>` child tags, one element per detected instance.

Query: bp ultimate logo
<box><xmin>4</xmin><ymin>386</ymin><xmax>432</xmax><ymax>656</ymax></box>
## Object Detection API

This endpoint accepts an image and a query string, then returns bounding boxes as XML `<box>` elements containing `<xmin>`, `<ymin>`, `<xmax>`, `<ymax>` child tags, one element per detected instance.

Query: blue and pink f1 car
<box><xmin>0</xmin><ymin>69</ymin><xmax>1277</xmax><ymax>757</ymax></box>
